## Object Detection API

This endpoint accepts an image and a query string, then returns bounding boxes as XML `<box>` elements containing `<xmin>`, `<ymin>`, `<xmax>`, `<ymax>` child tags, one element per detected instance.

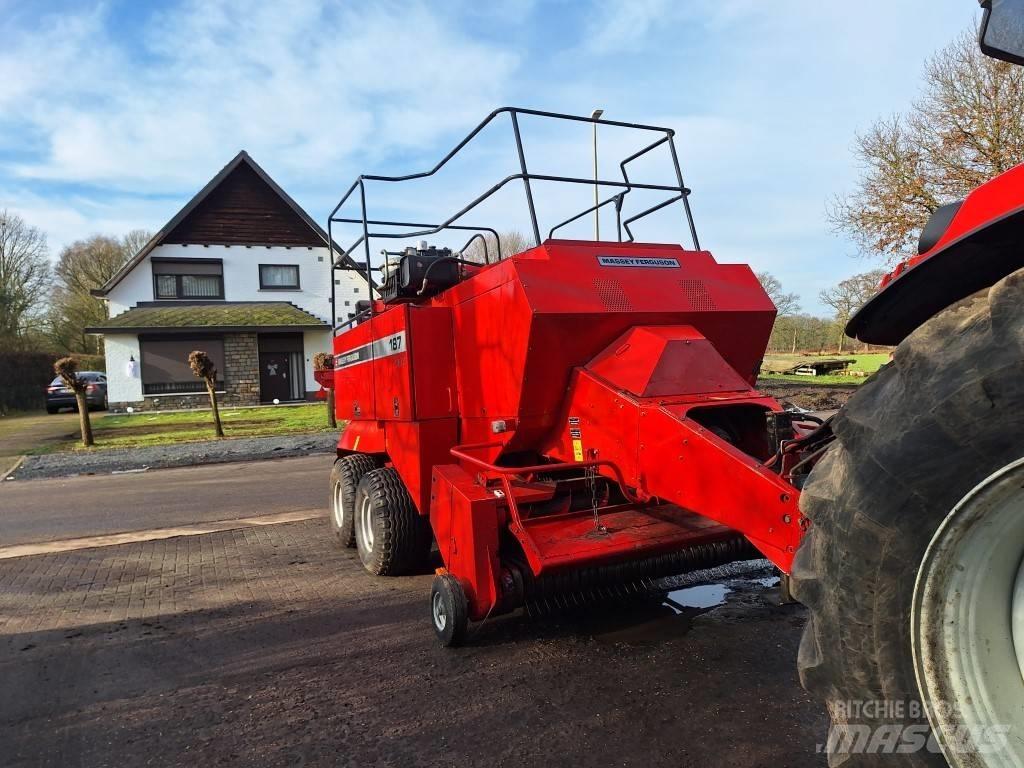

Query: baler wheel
<box><xmin>329</xmin><ymin>454</ymin><xmax>380</xmax><ymax>548</ymax></box>
<box><xmin>353</xmin><ymin>467</ymin><xmax>431</xmax><ymax>576</ymax></box>
<box><xmin>791</xmin><ymin>270</ymin><xmax>1024</xmax><ymax>768</ymax></box>
<box><xmin>430</xmin><ymin>573</ymin><xmax>468</xmax><ymax>647</ymax></box>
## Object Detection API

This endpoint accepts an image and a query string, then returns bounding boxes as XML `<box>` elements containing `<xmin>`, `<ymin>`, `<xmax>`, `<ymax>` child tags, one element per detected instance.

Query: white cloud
<box><xmin>1</xmin><ymin>0</ymin><xmax>520</xmax><ymax>190</ymax></box>
<box><xmin>0</xmin><ymin>0</ymin><xmax>988</xmax><ymax>317</ymax></box>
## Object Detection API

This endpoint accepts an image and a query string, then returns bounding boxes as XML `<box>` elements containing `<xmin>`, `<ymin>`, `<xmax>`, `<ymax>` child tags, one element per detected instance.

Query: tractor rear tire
<box><xmin>353</xmin><ymin>467</ymin><xmax>431</xmax><ymax>576</ymax></box>
<box><xmin>431</xmin><ymin>573</ymin><xmax>468</xmax><ymax>647</ymax></box>
<box><xmin>329</xmin><ymin>454</ymin><xmax>380</xmax><ymax>548</ymax></box>
<box><xmin>791</xmin><ymin>270</ymin><xmax>1024</xmax><ymax>767</ymax></box>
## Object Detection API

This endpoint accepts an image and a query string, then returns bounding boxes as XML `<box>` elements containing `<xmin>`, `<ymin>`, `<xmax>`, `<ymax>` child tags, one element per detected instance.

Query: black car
<box><xmin>46</xmin><ymin>371</ymin><xmax>108</xmax><ymax>413</ymax></box>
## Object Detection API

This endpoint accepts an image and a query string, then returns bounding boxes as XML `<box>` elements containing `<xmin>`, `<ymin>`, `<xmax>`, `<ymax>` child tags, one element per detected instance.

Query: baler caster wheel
<box><xmin>431</xmin><ymin>574</ymin><xmax>468</xmax><ymax>647</ymax></box>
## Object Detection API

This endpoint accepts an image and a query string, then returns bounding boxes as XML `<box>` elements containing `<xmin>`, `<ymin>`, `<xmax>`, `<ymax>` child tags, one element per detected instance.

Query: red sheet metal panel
<box><xmin>520</xmin><ymin>504</ymin><xmax>734</xmax><ymax>574</ymax></box>
<box><xmin>408</xmin><ymin>305</ymin><xmax>457</xmax><ymax>420</ymax></box>
<box><xmin>369</xmin><ymin>306</ymin><xmax>412</xmax><ymax>422</ymax></box>
<box><xmin>331</xmin><ymin>317</ymin><xmax>375</xmax><ymax>421</ymax></box>
<box><xmin>386</xmin><ymin>419</ymin><xmax>458</xmax><ymax>516</ymax></box>
<box><xmin>587</xmin><ymin>325</ymin><xmax>753</xmax><ymax>398</ymax></box>
<box><xmin>429</xmin><ymin>464</ymin><xmax>502</xmax><ymax>620</ymax></box>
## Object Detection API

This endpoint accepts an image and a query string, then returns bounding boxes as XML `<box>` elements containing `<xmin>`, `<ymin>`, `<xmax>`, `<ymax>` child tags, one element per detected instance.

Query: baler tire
<box><xmin>353</xmin><ymin>467</ymin><xmax>431</xmax><ymax>576</ymax></box>
<box><xmin>431</xmin><ymin>573</ymin><xmax>468</xmax><ymax>647</ymax></box>
<box><xmin>790</xmin><ymin>270</ymin><xmax>1024</xmax><ymax>767</ymax></box>
<box><xmin>329</xmin><ymin>454</ymin><xmax>380</xmax><ymax>548</ymax></box>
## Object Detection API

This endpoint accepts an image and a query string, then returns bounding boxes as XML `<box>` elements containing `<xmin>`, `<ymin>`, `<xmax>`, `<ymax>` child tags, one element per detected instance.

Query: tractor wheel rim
<box><xmin>432</xmin><ymin>591</ymin><xmax>447</xmax><ymax>631</ymax></box>
<box><xmin>332</xmin><ymin>481</ymin><xmax>345</xmax><ymax>528</ymax></box>
<box><xmin>911</xmin><ymin>456</ymin><xmax>1024</xmax><ymax>768</ymax></box>
<box><xmin>359</xmin><ymin>495</ymin><xmax>374</xmax><ymax>550</ymax></box>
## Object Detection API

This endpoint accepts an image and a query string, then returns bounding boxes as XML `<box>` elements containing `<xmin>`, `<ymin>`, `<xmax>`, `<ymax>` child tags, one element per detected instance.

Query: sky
<box><xmin>0</xmin><ymin>0</ymin><xmax>980</xmax><ymax>315</ymax></box>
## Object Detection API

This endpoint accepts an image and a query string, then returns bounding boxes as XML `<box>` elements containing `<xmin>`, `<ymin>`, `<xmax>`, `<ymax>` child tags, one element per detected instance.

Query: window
<box><xmin>140</xmin><ymin>337</ymin><xmax>225</xmax><ymax>394</ymax></box>
<box><xmin>259</xmin><ymin>264</ymin><xmax>300</xmax><ymax>289</ymax></box>
<box><xmin>152</xmin><ymin>259</ymin><xmax>224</xmax><ymax>299</ymax></box>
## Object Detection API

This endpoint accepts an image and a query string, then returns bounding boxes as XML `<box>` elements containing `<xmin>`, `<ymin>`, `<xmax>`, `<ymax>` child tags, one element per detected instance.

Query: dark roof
<box><xmin>85</xmin><ymin>302</ymin><xmax>330</xmax><ymax>334</ymax></box>
<box><xmin>94</xmin><ymin>150</ymin><xmax>362</xmax><ymax>296</ymax></box>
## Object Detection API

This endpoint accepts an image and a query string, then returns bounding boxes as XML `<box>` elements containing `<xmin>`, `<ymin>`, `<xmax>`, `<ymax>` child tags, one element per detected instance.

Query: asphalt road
<box><xmin>0</xmin><ymin>454</ymin><xmax>334</xmax><ymax>546</ymax></box>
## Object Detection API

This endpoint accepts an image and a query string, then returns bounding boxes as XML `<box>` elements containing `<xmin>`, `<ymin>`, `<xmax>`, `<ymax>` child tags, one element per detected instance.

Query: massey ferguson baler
<box><xmin>320</xmin><ymin>108</ymin><xmax>826</xmax><ymax>646</ymax></box>
<box><xmin>328</xmin><ymin>238</ymin><xmax>817</xmax><ymax>638</ymax></box>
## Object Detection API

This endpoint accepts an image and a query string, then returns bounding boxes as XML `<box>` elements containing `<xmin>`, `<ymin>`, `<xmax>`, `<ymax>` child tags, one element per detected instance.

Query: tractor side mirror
<box><xmin>979</xmin><ymin>0</ymin><xmax>1024</xmax><ymax>66</ymax></box>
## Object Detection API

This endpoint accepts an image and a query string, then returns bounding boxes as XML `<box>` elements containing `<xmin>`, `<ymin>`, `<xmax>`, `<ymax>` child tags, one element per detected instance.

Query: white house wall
<box><xmin>303</xmin><ymin>329</ymin><xmax>332</xmax><ymax>393</ymax></box>
<box><xmin>104</xmin><ymin>334</ymin><xmax>143</xmax><ymax>404</ymax></box>
<box><xmin>102</xmin><ymin>243</ymin><xmax>361</xmax><ymax>405</ymax></box>
<box><xmin>105</xmin><ymin>243</ymin><xmax>367</xmax><ymax>324</ymax></box>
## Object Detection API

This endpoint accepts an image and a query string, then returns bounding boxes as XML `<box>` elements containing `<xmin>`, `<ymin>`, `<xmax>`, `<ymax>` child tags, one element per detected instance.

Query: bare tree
<box><xmin>120</xmin><ymin>229</ymin><xmax>153</xmax><ymax>259</ymax></box>
<box><xmin>54</xmin><ymin>356</ymin><xmax>94</xmax><ymax>447</ymax></box>
<box><xmin>756</xmin><ymin>272</ymin><xmax>801</xmax><ymax>316</ymax></box>
<box><xmin>819</xmin><ymin>270</ymin><xmax>888</xmax><ymax>353</ymax></box>
<box><xmin>0</xmin><ymin>210</ymin><xmax>50</xmax><ymax>348</ymax></box>
<box><xmin>757</xmin><ymin>272</ymin><xmax>802</xmax><ymax>352</ymax></box>
<box><xmin>189</xmin><ymin>350</ymin><xmax>224</xmax><ymax>438</ymax></box>
<box><xmin>830</xmin><ymin>31</ymin><xmax>1024</xmax><ymax>264</ymax></box>
<box><xmin>49</xmin><ymin>231</ymin><xmax>152</xmax><ymax>354</ymax></box>
<box><xmin>313</xmin><ymin>351</ymin><xmax>336</xmax><ymax>429</ymax></box>
<box><xmin>462</xmin><ymin>230</ymin><xmax>531</xmax><ymax>264</ymax></box>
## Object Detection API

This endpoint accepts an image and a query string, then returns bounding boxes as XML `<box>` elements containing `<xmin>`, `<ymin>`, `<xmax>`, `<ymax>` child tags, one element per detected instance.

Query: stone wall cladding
<box><xmin>224</xmin><ymin>333</ymin><xmax>260</xmax><ymax>406</ymax></box>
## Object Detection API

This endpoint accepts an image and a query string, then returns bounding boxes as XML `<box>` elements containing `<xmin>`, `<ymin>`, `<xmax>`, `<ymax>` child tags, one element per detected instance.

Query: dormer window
<box><xmin>153</xmin><ymin>259</ymin><xmax>224</xmax><ymax>299</ymax></box>
<box><xmin>259</xmin><ymin>264</ymin><xmax>300</xmax><ymax>290</ymax></box>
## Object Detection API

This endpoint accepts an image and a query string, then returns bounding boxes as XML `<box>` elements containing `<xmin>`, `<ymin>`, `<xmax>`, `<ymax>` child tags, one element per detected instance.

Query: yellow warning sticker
<box><xmin>572</xmin><ymin>438</ymin><xmax>584</xmax><ymax>462</ymax></box>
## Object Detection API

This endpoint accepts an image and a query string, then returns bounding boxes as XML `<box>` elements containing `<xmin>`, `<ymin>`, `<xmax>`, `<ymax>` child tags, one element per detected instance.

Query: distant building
<box><xmin>88</xmin><ymin>151</ymin><xmax>365</xmax><ymax>411</ymax></box>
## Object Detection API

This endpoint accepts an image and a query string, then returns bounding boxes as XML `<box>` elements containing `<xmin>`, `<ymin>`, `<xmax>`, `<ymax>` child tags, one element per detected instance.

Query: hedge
<box><xmin>0</xmin><ymin>352</ymin><xmax>105</xmax><ymax>414</ymax></box>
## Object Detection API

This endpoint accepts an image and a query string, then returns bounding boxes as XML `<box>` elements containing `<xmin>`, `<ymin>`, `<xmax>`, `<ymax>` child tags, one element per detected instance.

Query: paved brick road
<box><xmin>0</xmin><ymin>517</ymin><xmax>827</xmax><ymax>768</ymax></box>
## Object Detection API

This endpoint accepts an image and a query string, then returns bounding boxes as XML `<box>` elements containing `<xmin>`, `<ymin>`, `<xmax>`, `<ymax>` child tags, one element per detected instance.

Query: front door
<box><xmin>259</xmin><ymin>352</ymin><xmax>291</xmax><ymax>402</ymax></box>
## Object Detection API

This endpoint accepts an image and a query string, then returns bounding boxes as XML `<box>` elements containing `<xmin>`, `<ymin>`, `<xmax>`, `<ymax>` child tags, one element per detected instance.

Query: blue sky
<box><xmin>0</xmin><ymin>0</ymin><xmax>979</xmax><ymax>314</ymax></box>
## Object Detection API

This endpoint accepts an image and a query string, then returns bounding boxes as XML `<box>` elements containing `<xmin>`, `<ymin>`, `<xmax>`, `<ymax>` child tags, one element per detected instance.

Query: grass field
<box><xmin>760</xmin><ymin>352</ymin><xmax>890</xmax><ymax>386</ymax></box>
<box><xmin>32</xmin><ymin>403</ymin><xmax>334</xmax><ymax>453</ymax></box>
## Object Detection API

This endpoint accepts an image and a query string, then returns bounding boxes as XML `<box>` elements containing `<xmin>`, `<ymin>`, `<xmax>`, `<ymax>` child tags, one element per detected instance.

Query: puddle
<box><xmin>662</xmin><ymin>583</ymin><xmax>731</xmax><ymax>612</ymax></box>
<box><xmin>537</xmin><ymin>569</ymin><xmax>781</xmax><ymax>646</ymax></box>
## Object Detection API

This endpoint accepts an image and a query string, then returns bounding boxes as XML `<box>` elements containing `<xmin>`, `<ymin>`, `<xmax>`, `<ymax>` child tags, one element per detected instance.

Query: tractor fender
<box><xmin>847</xmin><ymin>163</ymin><xmax>1024</xmax><ymax>346</ymax></box>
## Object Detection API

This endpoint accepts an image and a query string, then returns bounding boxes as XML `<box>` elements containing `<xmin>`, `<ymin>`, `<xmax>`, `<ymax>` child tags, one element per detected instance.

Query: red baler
<box><xmin>321</xmin><ymin>109</ymin><xmax>824</xmax><ymax>644</ymax></box>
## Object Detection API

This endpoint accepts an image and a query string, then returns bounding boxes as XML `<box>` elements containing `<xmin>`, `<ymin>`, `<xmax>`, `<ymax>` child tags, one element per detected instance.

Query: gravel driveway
<box><xmin>9</xmin><ymin>432</ymin><xmax>336</xmax><ymax>481</ymax></box>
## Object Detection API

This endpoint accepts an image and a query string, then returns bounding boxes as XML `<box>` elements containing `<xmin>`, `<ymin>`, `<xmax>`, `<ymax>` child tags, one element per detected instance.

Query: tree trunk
<box><xmin>206</xmin><ymin>379</ymin><xmax>224</xmax><ymax>438</ymax></box>
<box><xmin>74</xmin><ymin>392</ymin><xmax>94</xmax><ymax>447</ymax></box>
<box><xmin>791</xmin><ymin>327</ymin><xmax>798</xmax><ymax>354</ymax></box>
<box><xmin>327</xmin><ymin>387</ymin><xmax>337</xmax><ymax>429</ymax></box>
<box><xmin>837</xmin><ymin>331</ymin><xmax>845</xmax><ymax>355</ymax></box>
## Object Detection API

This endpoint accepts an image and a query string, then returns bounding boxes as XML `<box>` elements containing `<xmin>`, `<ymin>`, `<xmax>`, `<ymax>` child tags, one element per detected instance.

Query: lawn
<box><xmin>760</xmin><ymin>352</ymin><xmax>890</xmax><ymax>386</ymax></box>
<box><xmin>35</xmin><ymin>403</ymin><xmax>335</xmax><ymax>453</ymax></box>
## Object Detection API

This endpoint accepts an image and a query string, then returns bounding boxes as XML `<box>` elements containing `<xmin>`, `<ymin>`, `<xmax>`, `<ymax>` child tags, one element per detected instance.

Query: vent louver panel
<box><xmin>594</xmin><ymin>279</ymin><xmax>633</xmax><ymax>311</ymax></box>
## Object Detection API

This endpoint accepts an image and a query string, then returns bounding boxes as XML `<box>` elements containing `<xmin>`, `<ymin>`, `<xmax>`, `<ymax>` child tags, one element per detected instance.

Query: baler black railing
<box><xmin>328</xmin><ymin>107</ymin><xmax>699</xmax><ymax>322</ymax></box>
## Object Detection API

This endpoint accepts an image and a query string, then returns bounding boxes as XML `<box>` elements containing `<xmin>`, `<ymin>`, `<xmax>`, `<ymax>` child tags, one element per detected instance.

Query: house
<box><xmin>88</xmin><ymin>151</ymin><xmax>367</xmax><ymax>411</ymax></box>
